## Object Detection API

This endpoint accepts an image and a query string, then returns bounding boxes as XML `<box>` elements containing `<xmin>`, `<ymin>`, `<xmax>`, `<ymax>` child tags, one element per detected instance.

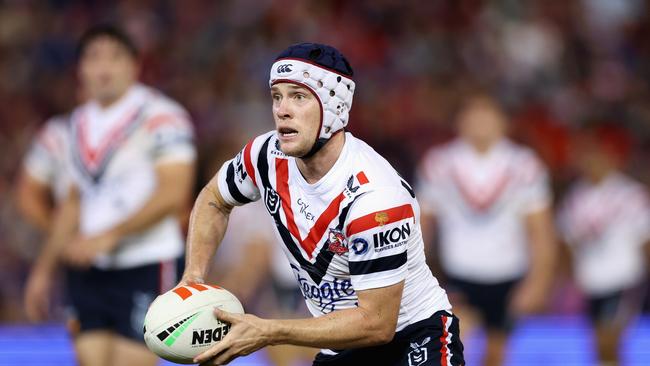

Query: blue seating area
<box><xmin>1</xmin><ymin>316</ymin><xmax>649</xmax><ymax>365</ymax></box>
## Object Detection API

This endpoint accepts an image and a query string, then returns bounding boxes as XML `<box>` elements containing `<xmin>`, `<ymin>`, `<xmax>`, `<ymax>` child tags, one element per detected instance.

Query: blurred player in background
<box><xmin>181</xmin><ymin>43</ymin><xmax>464</xmax><ymax>365</ymax></box>
<box><xmin>557</xmin><ymin>125</ymin><xmax>650</xmax><ymax>366</ymax></box>
<box><xmin>417</xmin><ymin>93</ymin><xmax>557</xmax><ymax>366</ymax></box>
<box><xmin>23</xmin><ymin>25</ymin><xmax>196</xmax><ymax>366</ymax></box>
<box><xmin>16</xmin><ymin>115</ymin><xmax>71</xmax><ymax>232</ymax></box>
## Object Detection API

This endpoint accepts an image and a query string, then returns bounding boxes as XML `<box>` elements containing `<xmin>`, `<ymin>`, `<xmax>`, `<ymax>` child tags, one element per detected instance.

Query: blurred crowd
<box><xmin>1</xmin><ymin>0</ymin><xmax>650</xmax><ymax>322</ymax></box>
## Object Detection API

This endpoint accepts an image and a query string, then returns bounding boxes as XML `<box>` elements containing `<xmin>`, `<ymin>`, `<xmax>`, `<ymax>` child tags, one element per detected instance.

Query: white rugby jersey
<box><xmin>23</xmin><ymin>115</ymin><xmax>71</xmax><ymax>202</ymax></box>
<box><xmin>558</xmin><ymin>173</ymin><xmax>650</xmax><ymax>295</ymax></box>
<box><xmin>217</xmin><ymin>132</ymin><xmax>451</xmax><ymax>344</ymax></box>
<box><xmin>417</xmin><ymin>138</ymin><xmax>551</xmax><ymax>283</ymax></box>
<box><xmin>68</xmin><ymin>83</ymin><xmax>196</xmax><ymax>269</ymax></box>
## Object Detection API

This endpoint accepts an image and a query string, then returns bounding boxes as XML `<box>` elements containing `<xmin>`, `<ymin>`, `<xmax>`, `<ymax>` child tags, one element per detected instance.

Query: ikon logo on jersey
<box><xmin>373</xmin><ymin>223</ymin><xmax>411</xmax><ymax>249</ymax></box>
<box><xmin>191</xmin><ymin>324</ymin><xmax>231</xmax><ymax>346</ymax></box>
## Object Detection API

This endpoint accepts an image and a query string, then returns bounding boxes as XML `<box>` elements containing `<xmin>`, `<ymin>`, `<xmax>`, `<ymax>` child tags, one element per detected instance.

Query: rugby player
<box><xmin>416</xmin><ymin>93</ymin><xmax>557</xmax><ymax>366</ymax></box>
<box><xmin>24</xmin><ymin>25</ymin><xmax>196</xmax><ymax>366</ymax></box>
<box><xmin>181</xmin><ymin>43</ymin><xmax>465</xmax><ymax>366</ymax></box>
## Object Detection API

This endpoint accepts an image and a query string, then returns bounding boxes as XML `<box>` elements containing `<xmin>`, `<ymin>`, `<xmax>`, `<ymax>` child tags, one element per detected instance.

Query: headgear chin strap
<box><xmin>269</xmin><ymin>43</ymin><xmax>355</xmax><ymax>158</ymax></box>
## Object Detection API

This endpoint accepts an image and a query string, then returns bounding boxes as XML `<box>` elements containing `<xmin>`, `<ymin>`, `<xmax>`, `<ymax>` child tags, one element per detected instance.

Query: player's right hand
<box><xmin>24</xmin><ymin>267</ymin><xmax>53</xmax><ymax>322</ymax></box>
<box><xmin>177</xmin><ymin>272</ymin><xmax>205</xmax><ymax>287</ymax></box>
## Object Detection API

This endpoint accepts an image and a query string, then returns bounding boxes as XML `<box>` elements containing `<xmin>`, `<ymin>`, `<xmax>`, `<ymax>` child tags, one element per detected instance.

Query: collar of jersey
<box><xmin>289</xmin><ymin>132</ymin><xmax>353</xmax><ymax>196</ymax></box>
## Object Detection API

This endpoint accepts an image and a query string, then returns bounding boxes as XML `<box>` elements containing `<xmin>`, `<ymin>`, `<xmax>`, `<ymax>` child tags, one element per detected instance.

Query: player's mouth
<box><xmin>278</xmin><ymin>127</ymin><xmax>299</xmax><ymax>139</ymax></box>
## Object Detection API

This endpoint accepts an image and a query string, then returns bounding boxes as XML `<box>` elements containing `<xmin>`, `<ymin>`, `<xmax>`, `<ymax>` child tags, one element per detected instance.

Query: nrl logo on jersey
<box><xmin>265</xmin><ymin>188</ymin><xmax>280</xmax><ymax>214</ymax></box>
<box><xmin>326</xmin><ymin>228</ymin><xmax>348</xmax><ymax>255</ymax></box>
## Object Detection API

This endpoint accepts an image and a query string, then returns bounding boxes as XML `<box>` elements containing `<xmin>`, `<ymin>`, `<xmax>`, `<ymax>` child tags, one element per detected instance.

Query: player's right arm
<box><xmin>181</xmin><ymin>174</ymin><xmax>234</xmax><ymax>285</ymax></box>
<box><xmin>24</xmin><ymin>186</ymin><xmax>80</xmax><ymax>321</ymax></box>
<box><xmin>16</xmin><ymin>169</ymin><xmax>54</xmax><ymax>232</ymax></box>
<box><xmin>180</xmin><ymin>134</ymin><xmax>266</xmax><ymax>284</ymax></box>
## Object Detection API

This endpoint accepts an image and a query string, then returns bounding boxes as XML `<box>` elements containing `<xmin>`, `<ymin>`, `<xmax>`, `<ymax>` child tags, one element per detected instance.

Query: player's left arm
<box><xmin>511</xmin><ymin>153</ymin><xmax>558</xmax><ymax>315</ymax></box>
<box><xmin>511</xmin><ymin>206</ymin><xmax>558</xmax><ymax>315</ymax></box>
<box><xmin>65</xmin><ymin>113</ymin><xmax>197</xmax><ymax>267</ymax></box>
<box><xmin>194</xmin><ymin>281</ymin><xmax>404</xmax><ymax>365</ymax></box>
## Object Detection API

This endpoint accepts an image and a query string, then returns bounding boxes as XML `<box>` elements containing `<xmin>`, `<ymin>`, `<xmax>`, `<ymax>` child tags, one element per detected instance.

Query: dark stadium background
<box><xmin>0</xmin><ymin>0</ymin><xmax>649</xmax><ymax>365</ymax></box>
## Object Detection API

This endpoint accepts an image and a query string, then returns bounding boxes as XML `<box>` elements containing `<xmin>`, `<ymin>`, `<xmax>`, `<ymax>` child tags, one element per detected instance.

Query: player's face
<box><xmin>78</xmin><ymin>37</ymin><xmax>138</xmax><ymax>106</ymax></box>
<box><xmin>271</xmin><ymin>83</ymin><xmax>321</xmax><ymax>157</ymax></box>
<box><xmin>573</xmin><ymin>138</ymin><xmax>613</xmax><ymax>180</ymax></box>
<box><xmin>457</xmin><ymin>98</ymin><xmax>507</xmax><ymax>149</ymax></box>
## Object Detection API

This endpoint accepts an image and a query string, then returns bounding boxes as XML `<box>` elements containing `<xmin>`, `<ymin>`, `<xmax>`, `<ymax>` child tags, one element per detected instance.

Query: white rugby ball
<box><xmin>143</xmin><ymin>284</ymin><xmax>244</xmax><ymax>364</ymax></box>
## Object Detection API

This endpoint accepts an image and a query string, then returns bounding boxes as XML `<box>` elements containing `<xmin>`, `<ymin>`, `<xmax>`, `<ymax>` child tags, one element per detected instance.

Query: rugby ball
<box><xmin>143</xmin><ymin>284</ymin><xmax>244</xmax><ymax>364</ymax></box>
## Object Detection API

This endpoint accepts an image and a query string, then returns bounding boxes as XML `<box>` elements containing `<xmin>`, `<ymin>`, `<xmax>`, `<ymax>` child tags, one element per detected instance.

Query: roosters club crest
<box><xmin>326</xmin><ymin>229</ymin><xmax>348</xmax><ymax>255</ymax></box>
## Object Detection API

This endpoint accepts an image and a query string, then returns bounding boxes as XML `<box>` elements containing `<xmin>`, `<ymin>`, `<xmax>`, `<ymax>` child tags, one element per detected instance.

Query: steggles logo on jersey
<box><xmin>375</xmin><ymin>212</ymin><xmax>389</xmax><ymax>226</ymax></box>
<box><xmin>291</xmin><ymin>264</ymin><xmax>355</xmax><ymax>312</ymax></box>
<box><xmin>265</xmin><ymin>187</ymin><xmax>280</xmax><ymax>214</ymax></box>
<box><xmin>277</xmin><ymin>64</ymin><xmax>293</xmax><ymax>73</ymax></box>
<box><xmin>374</xmin><ymin>222</ymin><xmax>410</xmax><ymax>252</ymax></box>
<box><xmin>326</xmin><ymin>228</ymin><xmax>348</xmax><ymax>255</ymax></box>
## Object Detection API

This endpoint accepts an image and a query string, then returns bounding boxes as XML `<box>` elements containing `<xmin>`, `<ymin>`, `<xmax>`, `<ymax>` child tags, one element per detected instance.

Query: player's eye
<box><xmin>294</xmin><ymin>93</ymin><xmax>305</xmax><ymax>101</ymax></box>
<box><xmin>271</xmin><ymin>93</ymin><xmax>281</xmax><ymax>102</ymax></box>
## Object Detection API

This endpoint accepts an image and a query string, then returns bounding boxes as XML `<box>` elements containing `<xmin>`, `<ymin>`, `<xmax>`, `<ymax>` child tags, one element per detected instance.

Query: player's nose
<box><xmin>274</xmin><ymin>97</ymin><xmax>292</xmax><ymax>119</ymax></box>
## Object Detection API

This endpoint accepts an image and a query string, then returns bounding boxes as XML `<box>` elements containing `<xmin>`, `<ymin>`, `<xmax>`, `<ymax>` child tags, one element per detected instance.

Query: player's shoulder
<box><xmin>40</xmin><ymin>114</ymin><xmax>71</xmax><ymax>136</ymax></box>
<box><xmin>504</xmin><ymin>139</ymin><xmax>544</xmax><ymax>165</ymax></box>
<box><xmin>35</xmin><ymin>113</ymin><xmax>72</xmax><ymax>149</ymax></box>
<box><xmin>345</xmin><ymin>134</ymin><xmax>404</xmax><ymax>186</ymax></box>
<box><xmin>141</xmin><ymin>85</ymin><xmax>188</xmax><ymax>115</ymax></box>
<box><xmin>610</xmin><ymin>173</ymin><xmax>649</xmax><ymax>201</ymax></box>
<box><xmin>344</xmin><ymin>135</ymin><xmax>416</xmax><ymax>209</ymax></box>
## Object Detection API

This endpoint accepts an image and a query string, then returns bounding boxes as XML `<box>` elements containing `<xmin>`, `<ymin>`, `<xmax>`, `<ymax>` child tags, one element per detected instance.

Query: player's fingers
<box><xmin>194</xmin><ymin>341</ymin><xmax>228</xmax><ymax>363</ymax></box>
<box><xmin>213</xmin><ymin>308</ymin><xmax>239</xmax><ymax>324</ymax></box>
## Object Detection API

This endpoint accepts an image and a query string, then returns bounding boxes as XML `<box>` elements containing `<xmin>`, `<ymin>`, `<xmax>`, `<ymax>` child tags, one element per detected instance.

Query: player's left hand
<box><xmin>194</xmin><ymin>308</ymin><xmax>274</xmax><ymax>365</ymax></box>
<box><xmin>509</xmin><ymin>279</ymin><xmax>547</xmax><ymax>316</ymax></box>
<box><xmin>61</xmin><ymin>231</ymin><xmax>119</xmax><ymax>268</ymax></box>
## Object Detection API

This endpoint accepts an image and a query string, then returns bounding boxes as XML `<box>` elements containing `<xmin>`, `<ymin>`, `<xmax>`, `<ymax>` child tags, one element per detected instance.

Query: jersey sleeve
<box><xmin>345</xmin><ymin>187</ymin><xmax>415</xmax><ymax>291</ymax></box>
<box><xmin>623</xmin><ymin>185</ymin><xmax>650</xmax><ymax>246</ymax></box>
<box><xmin>516</xmin><ymin>151</ymin><xmax>552</xmax><ymax>215</ymax></box>
<box><xmin>215</xmin><ymin>133</ymin><xmax>270</xmax><ymax>206</ymax></box>
<box><xmin>145</xmin><ymin>112</ymin><xmax>197</xmax><ymax>164</ymax></box>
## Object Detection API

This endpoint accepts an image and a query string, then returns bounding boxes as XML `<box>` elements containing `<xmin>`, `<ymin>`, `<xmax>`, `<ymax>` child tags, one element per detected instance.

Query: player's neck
<box><xmin>469</xmin><ymin>138</ymin><xmax>499</xmax><ymax>154</ymax></box>
<box><xmin>93</xmin><ymin>84</ymin><xmax>134</xmax><ymax>109</ymax></box>
<box><xmin>587</xmin><ymin>167</ymin><xmax>615</xmax><ymax>184</ymax></box>
<box><xmin>296</xmin><ymin>132</ymin><xmax>346</xmax><ymax>184</ymax></box>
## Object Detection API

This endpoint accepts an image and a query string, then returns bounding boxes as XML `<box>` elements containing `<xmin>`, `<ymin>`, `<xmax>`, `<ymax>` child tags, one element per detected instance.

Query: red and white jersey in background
<box><xmin>216</xmin><ymin>131</ymin><xmax>451</xmax><ymax>352</ymax></box>
<box><xmin>558</xmin><ymin>173</ymin><xmax>650</xmax><ymax>296</ymax></box>
<box><xmin>23</xmin><ymin>115</ymin><xmax>71</xmax><ymax>202</ymax></box>
<box><xmin>417</xmin><ymin>138</ymin><xmax>551</xmax><ymax>283</ymax></box>
<box><xmin>68</xmin><ymin>83</ymin><xmax>196</xmax><ymax>269</ymax></box>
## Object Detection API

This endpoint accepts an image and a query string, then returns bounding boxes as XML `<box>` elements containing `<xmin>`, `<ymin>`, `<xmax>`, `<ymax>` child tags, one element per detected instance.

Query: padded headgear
<box><xmin>269</xmin><ymin>43</ymin><xmax>355</xmax><ymax>157</ymax></box>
